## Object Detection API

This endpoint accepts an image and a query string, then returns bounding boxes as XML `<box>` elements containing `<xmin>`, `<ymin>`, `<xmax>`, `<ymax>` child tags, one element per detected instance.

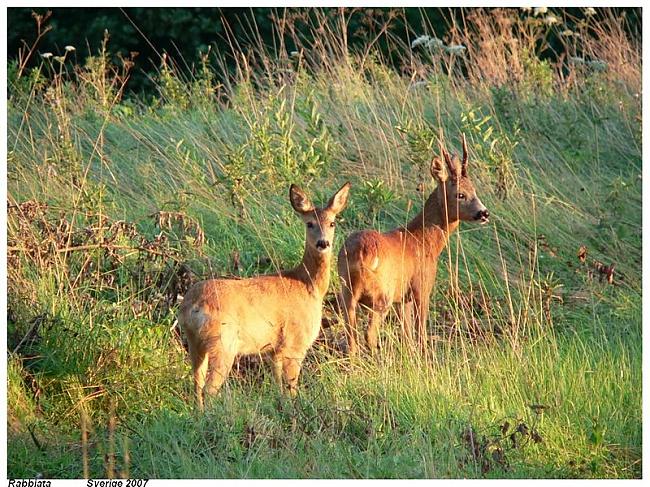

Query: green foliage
<box><xmin>461</xmin><ymin>107</ymin><xmax>521</xmax><ymax>199</ymax></box>
<box><xmin>157</xmin><ymin>57</ymin><xmax>191</xmax><ymax>111</ymax></box>
<box><xmin>357</xmin><ymin>178</ymin><xmax>398</xmax><ymax>224</ymax></box>
<box><xmin>520</xmin><ymin>48</ymin><xmax>555</xmax><ymax>99</ymax></box>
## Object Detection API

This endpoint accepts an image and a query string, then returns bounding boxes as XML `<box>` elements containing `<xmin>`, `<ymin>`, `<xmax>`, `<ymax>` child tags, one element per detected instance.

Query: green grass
<box><xmin>7</xmin><ymin>9</ymin><xmax>641</xmax><ymax>478</ymax></box>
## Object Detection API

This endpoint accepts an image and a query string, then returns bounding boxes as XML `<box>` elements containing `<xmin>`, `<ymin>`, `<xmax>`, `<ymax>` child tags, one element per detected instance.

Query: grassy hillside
<box><xmin>7</xmin><ymin>9</ymin><xmax>641</xmax><ymax>478</ymax></box>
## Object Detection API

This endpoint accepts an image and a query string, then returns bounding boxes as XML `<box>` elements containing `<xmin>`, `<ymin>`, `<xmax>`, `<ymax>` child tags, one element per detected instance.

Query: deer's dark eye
<box><xmin>457</xmin><ymin>193</ymin><xmax>466</xmax><ymax>200</ymax></box>
<box><xmin>330</xmin><ymin>222</ymin><xmax>336</xmax><ymax>228</ymax></box>
<box><xmin>307</xmin><ymin>221</ymin><xmax>314</xmax><ymax>229</ymax></box>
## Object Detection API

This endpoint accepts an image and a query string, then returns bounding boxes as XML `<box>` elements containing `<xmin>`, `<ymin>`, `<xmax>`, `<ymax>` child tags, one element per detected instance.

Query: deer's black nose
<box><xmin>316</xmin><ymin>240</ymin><xmax>330</xmax><ymax>250</ymax></box>
<box><xmin>476</xmin><ymin>209</ymin><xmax>490</xmax><ymax>220</ymax></box>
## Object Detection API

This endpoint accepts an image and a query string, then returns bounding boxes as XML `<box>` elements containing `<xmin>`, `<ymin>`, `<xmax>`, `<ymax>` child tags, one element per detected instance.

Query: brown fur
<box><xmin>338</xmin><ymin>135</ymin><xmax>489</xmax><ymax>353</ymax></box>
<box><xmin>179</xmin><ymin>182</ymin><xmax>350</xmax><ymax>409</ymax></box>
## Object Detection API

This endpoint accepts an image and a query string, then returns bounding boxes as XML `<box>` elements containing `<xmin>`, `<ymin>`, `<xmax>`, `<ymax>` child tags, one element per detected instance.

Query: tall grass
<box><xmin>7</xmin><ymin>8</ymin><xmax>641</xmax><ymax>478</ymax></box>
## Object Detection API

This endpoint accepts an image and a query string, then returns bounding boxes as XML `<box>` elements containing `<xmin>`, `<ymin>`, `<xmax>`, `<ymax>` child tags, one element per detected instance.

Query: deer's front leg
<box><xmin>282</xmin><ymin>355</ymin><xmax>305</xmax><ymax>397</ymax></box>
<box><xmin>272</xmin><ymin>356</ymin><xmax>284</xmax><ymax>393</ymax></box>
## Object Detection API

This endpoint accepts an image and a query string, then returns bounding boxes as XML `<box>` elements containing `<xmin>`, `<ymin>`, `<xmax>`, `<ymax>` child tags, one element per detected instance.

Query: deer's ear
<box><xmin>289</xmin><ymin>184</ymin><xmax>315</xmax><ymax>214</ymax></box>
<box><xmin>327</xmin><ymin>182</ymin><xmax>351</xmax><ymax>214</ymax></box>
<box><xmin>430</xmin><ymin>156</ymin><xmax>448</xmax><ymax>183</ymax></box>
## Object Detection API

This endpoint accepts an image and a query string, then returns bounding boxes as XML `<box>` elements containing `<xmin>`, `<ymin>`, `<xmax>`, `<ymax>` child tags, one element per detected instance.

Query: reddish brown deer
<box><xmin>179</xmin><ymin>182</ymin><xmax>350</xmax><ymax>409</ymax></box>
<box><xmin>338</xmin><ymin>134</ymin><xmax>489</xmax><ymax>354</ymax></box>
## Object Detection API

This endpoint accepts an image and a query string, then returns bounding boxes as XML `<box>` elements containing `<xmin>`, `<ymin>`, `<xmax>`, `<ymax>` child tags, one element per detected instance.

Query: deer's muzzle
<box><xmin>316</xmin><ymin>240</ymin><xmax>331</xmax><ymax>250</ymax></box>
<box><xmin>475</xmin><ymin>209</ymin><xmax>490</xmax><ymax>224</ymax></box>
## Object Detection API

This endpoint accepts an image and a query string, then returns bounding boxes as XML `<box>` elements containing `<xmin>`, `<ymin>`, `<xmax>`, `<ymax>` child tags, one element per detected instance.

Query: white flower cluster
<box><xmin>411</xmin><ymin>35</ymin><xmax>431</xmax><ymax>48</ymax></box>
<box><xmin>412</xmin><ymin>35</ymin><xmax>466</xmax><ymax>56</ymax></box>
<box><xmin>544</xmin><ymin>14</ymin><xmax>559</xmax><ymax>26</ymax></box>
<box><xmin>40</xmin><ymin>45</ymin><xmax>76</xmax><ymax>61</ymax></box>
<box><xmin>428</xmin><ymin>37</ymin><xmax>445</xmax><ymax>50</ymax></box>
<box><xmin>522</xmin><ymin>8</ymin><xmax>562</xmax><ymax>28</ymax></box>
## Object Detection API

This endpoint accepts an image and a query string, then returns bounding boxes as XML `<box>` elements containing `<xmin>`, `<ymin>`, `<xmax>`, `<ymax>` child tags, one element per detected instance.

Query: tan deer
<box><xmin>179</xmin><ymin>182</ymin><xmax>351</xmax><ymax>409</ymax></box>
<box><xmin>338</xmin><ymin>134</ymin><xmax>489</xmax><ymax>354</ymax></box>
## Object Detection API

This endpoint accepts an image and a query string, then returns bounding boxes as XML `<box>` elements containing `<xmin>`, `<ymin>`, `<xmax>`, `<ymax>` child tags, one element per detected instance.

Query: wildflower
<box><xmin>543</xmin><ymin>14</ymin><xmax>559</xmax><ymax>26</ymax></box>
<box><xmin>584</xmin><ymin>7</ymin><xmax>596</xmax><ymax>17</ymax></box>
<box><xmin>41</xmin><ymin>52</ymin><xmax>53</xmax><ymax>59</ymax></box>
<box><xmin>53</xmin><ymin>56</ymin><xmax>65</xmax><ymax>64</ymax></box>
<box><xmin>560</xmin><ymin>29</ymin><xmax>574</xmax><ymax>37</ymax></box>
<box><xmin>426</xmin><ymin>37</ymin><xmax>445</xmax><ymax>50</ymax></box>
<box><xmin>588</xmin><ymin>59</ymin><xmax>608</xmax><ymax>71</ymax></box>
<box><xmin>290</xmin><ymin>51</ymin><xmax>299</xmax><ymax>58</ymax></box>
<box><xmin>533</xmin><ymin>7</ymin><xmax>548</xmax><ymax>16</ymax></box>
<box><xmin>445</xmin><ymin>44</ymin><xmax>467</xmax><ymax>55</ymax></box>
<box><xmin>520</xmin><ymin>7</ymin><xmax>532</xmax><ymax>13</ymax></box>
<box><xmin>65</xmin><ymin>45</ymin><xmax>76</xmax><ymax>52</ymax></box>
<box><xmin>411</xmin><ymin>35</ymin><xmax>431</xmax><ymax>48</ymax></box>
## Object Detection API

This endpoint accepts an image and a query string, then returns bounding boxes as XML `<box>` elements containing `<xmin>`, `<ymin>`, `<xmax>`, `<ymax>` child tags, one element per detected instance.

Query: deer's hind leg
<box><xmin>340</xmin><ymin>284</ymin><xmax>362</xmax><ymax>356</ymax></box>
<box><xmin>202</xmin><ymin>331</ymin><xmax>237</xmax><ymax>402</ymax></box>
<box><xmin>366</xmin><ymin>295</ymin><xmax>390</xmax><ymax>353</ymax></box>
<box><xmin>192</xmin><ymin>348</ymin><xmax>208</xmax><ymax>410</ymax></box>
<box><xmin>187</xmin><ymin>339</ymin><xmax>208</xmax><ymax>410</ymax></box>
<box><xmin>396</xmin><ymin>299</ymin><xmax>414</xmax><ymax>346</ymax></box>
<box><xmin>412</xmin><ymin>285</ymin><xmax>433</xmax><ymax>352</ymax></box>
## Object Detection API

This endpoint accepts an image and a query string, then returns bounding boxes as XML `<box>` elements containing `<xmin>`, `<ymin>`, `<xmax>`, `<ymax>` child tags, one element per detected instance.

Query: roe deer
<box><xmin>338</xmin><ymin>134</ymin><xmax>489</xmax><ymax>354</ymax></box>
<box><xmin>179</xmin><ymin>182</ymin><xmax>350</xmax><ymax>409</ymax></box>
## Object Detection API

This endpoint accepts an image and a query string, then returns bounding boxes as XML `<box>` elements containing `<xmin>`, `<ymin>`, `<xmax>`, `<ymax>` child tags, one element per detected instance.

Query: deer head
<box><xmin>290</xmin><ymin>182</ymin><xmax>351</xmax><ymax>253</ymax></box>
<box><xmin>430</xmin><ymin>133</ymin><xmax>490</xmax><ymax>224</ymax></box>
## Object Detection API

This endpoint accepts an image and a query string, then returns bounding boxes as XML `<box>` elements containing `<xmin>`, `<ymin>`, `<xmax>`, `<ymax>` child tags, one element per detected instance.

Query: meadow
<box><xmin>7</xmin><ymin>8</ymin><xmax>642</xmax><ymax>478</ymax></box>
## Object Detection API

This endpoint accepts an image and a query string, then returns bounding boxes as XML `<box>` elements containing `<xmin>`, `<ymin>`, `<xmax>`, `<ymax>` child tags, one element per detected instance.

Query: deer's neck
<box><xmin>406</xmin><ymin>185</ymin><xmax>459</xmax><ymax>256</ymax></box>
<box><xmin>293</xmin><ymin>244</ymin><xmax>331</xmax><ymax>299</ymax></box>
